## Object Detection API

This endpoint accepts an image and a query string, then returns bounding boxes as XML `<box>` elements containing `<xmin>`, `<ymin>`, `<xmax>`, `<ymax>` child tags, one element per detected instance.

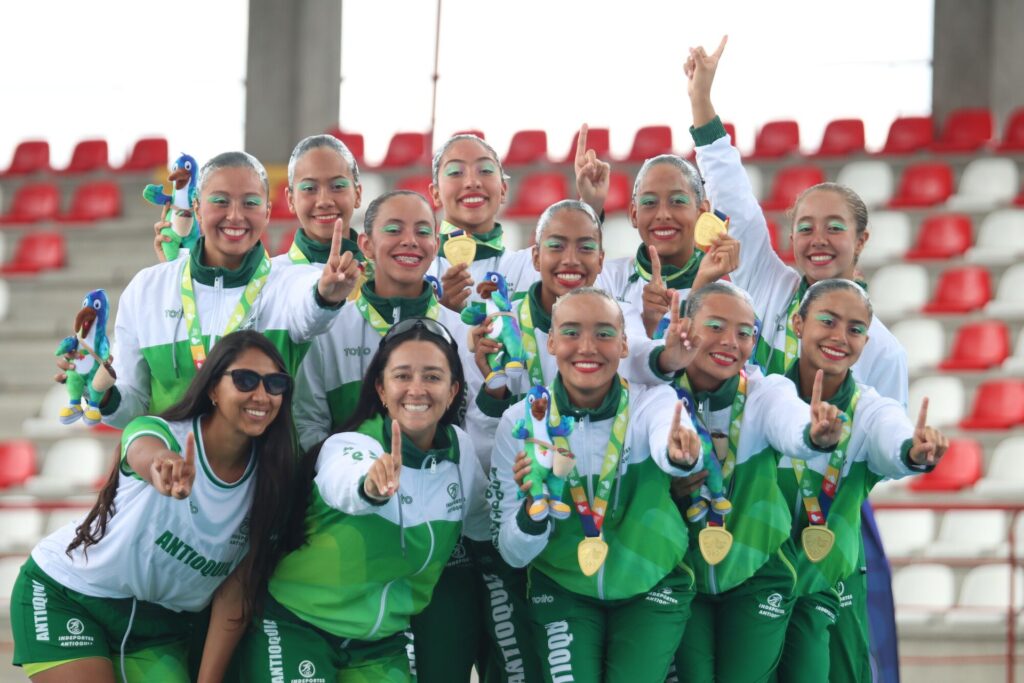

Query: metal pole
<box><xmin>428</xmin><ymin>0</ymin><xmax>442</xmax><ymax>155</ymax></box>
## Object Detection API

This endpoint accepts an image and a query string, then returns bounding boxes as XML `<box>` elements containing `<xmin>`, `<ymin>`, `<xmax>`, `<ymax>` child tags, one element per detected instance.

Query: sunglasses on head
<box><xmin>380</xmin><ymin>317</ymin><xmax>457</xmax><ymax>348</ymax></box>
<box><xmin>225</xmin><ymin>369</ymin><xmax>292</xmax><ymax>396</ymax></box>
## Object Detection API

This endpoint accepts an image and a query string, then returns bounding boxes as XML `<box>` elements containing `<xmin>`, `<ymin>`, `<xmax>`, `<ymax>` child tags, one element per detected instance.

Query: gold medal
<box><xmin>578</xmin><ymin>536</ymin><xmax>609</xmax><ymax>576</ymax></box>
<box><xmin>694</xmin><ymin>211</ymin><xmax>728</xmax><ymax>250</ymax></box>
<box><xmin>801</xmin><ymin>525</ymin><xmax>836</xmax><ymax>563</ymax></box>
<box><xmin>698</xmin><ymin>526</ymin><xmax>733</xmax><ymax>566</ymax></box>
<box><xmin>443</xmin><ymin>234</ymin><xmax>477</xmax><ymax>266</ymax></box>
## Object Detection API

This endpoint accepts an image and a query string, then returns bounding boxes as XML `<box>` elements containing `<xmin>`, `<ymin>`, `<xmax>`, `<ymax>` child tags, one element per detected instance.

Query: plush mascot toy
<box><xmin>424</xmin><ymin>274</ymin><xmax>443</xmax><ymax>302</ymax></box>
<box><xmin>143</xmin><ymin>153</ymin><xmax>200</xmax><ymax>260</ymax></box>
<box><xmin>54</xmin><ymin>289</ymin><xmax>115</xmax><ymax>426</ymax></box>
<box><xmin>513</xmin><ymin>384</ymin><xmax>576</xmax><ymax>521</ymax></box>
<box><xmin>675</xmin><ymin>388</ymin><xmax>732</xmax><ymax>522</ymax></box>
<box><xmin>460</xmin><ymin>271</ymin><xmax>527</xmax><ymax>389</ymax></box>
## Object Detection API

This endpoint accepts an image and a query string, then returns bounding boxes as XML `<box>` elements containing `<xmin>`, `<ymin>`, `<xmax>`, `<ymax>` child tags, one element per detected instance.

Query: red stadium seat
<box><xmin>395</xmin><ymin>175</ymin><xmax>434</xmax><ymax>204</ymax></box>
<box><xmin>879</xmin><ymin>116</ymin><xmax>933</xmax><ymax>155</ymax></box>
<box><xmin>118</xmin><ymin>137</ymin><xmax>168</xmax><ymax>172</ymax></box>
<box><xmin>275</xmin><ymin>226</ymin><xmax>297</xmax><ymax>256</ymax></box>
<box><xmin>760</xmin><ymin>165</ymin><xmax>825</xmax><ymax>211</ymax></box>
<box><xmin>0</xmin><ymin>231</ymin><xmax>66</xmax><ymax>275</ymax></box>
<box><xmin>996</xmin><ymin>108</ymin><xmax>1024</xmax><ymax>153</ymax></box>
<box><xmin>888</xmin><ymin>163</ymin><xmax>953</xmax><ymax>208</ymax></box>
<box><xmin>326</xmin><ymin>129</ymin><xmax>366</xmax><ymax>166</ymax></box>
<box><xmin>377</xmin><ymin>132</ymin><xmax>430</xmax><ymax>169</ymax></box>
<box><xmin>765</xmin><ymin>218</ymin><xmax>795</xmax><ymax>264</ymax></box>
<box><xmin>932</xmin><ymin>108</ymin><xmax>993</xmax><ymax>153</ymax></box>
<box><xmin>904</xmin><ymin>213</ymin><xmax>972</xmax><ymax>260</ymax></box>
<box><xmin>503</xmin><ymin>130</ymin><xmax>548</xmax><ymax>167</ymax></box>
<box><xmin>0</xmin><ymin>182</ymin><xmax>60</xmax><ymax>225</ymax></box>
<box><xmin>907</xmin><ymin>439</ymin><xmax>982</xmax><ymax>492</ymax></box>
<box><xmin>960</xmin><ymin>380</ymin><xmax>1024</xmax><ymax>430</ymax></box>
<box><xmin>812</xmin><ymin>118</ymin><xmax>866</xmax><ymax>157</ymax></box>
<box><xmin>562</xmin><ymin>128</ymin><xmax>610</xmax><ymax>164</ymax></box>
<box><xmin>939</xmin><ymin>321</ymin><xmax>1011</xmax><ymax>371</ymax></box>
<box><xmin>1</xmin><ymin>140</ymin><xmax>50</xmax><ymax>176</ymax></box>
<box><xmin>59</xmin><ymin>139</ymin><xmax>109</xmax><ymax>174</ymax></box>
<box><xmin>270</xmin><ymin>181</ymin><xmax>292</xmax><ymax>220</ymax></box>
<box><xmin>923</xmin><ymin>266</ymin><xmax>991</xmax><ymax>313</ymax></box>
<box><xmin>504</xmin><ymin>172</ymin><xmax>569</xmax><ymax>218</ymax></box>
<box><xmin>0</xmin><ymin>440</ymin><xmax>35</xmax><ymax>489</ymax></box>
<box><xmin>57</xmin><ymin>181</ymin><xmax>122</xmax><ymax>223</ymax></box>
<box><xmin>723</xmin><ymin>122</ymin><xmax>737</xmax><ymax>148</ymax></box>
<box><xmin>604</xmin><ymin>172</ymin><xmax>632</xmax><ymax>213</ymax></box>
<box><xmin>624</xmin><ymin>126</ymin><xmax>673</xmax><ymax>162</ymax></box>
<box><xmin>750</xmin><ymin>120</ymin><xmax>800</xmax><ymax>159</ymax></box>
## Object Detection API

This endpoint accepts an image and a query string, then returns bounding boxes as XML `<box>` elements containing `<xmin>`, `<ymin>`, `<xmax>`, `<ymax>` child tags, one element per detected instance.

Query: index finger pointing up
<box><xmin>811</xmin><ymin>368</ymin><xmax>824</xmax><ymax>408</ymax></box>
<box><xmin>650</xmin><ymin>247</ymin><xmax>663</xmax><ymax>285</ymax></box>
<box><xmin>916</xmin><ymin>397</ymin><xmax>929</xmax><ymax>432</ymax></box>
<box><xmin>184</xmin><ymin>432</ymin><xmax>195</xmax><ymax>471</ymax></box>
<box><xmin>391</xmin><ymin>418</ymin><xmax>403</xmax><ymax>470</ymax></box>
<box><xmin>670</xmin><ymin>289</ymin><xmax>681</xmax><ymax>324</ymax></box>
<box><xmin>711</xmin><ymin>35</ymin><xmax>729</xmax><ymax>60</ymax></box>
<box><xmin>330</xmin><ymin>217</ymin><xmax>345</xmax><ymax>261</ymax></box>
<box><xmin>575</xmin><ymin>123</ymin><xmax>590</xmax><ymax>166</ymax></box>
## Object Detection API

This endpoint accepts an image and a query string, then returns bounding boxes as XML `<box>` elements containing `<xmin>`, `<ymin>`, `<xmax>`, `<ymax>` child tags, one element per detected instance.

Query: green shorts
<box><xmin>237</xmin><ymin>595</ymin><xmax>411</xmax><ymax>683</ymax></box>
<box><xmin>10</xmin><ymin>557</ymin><xmax>192</xmax><ymax>681</ymax></box>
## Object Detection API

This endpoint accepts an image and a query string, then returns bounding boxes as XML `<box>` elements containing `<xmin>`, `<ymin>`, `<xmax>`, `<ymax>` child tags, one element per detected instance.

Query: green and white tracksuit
<box><xmin>12</xmin><ymin>415</ymin><xmax>255</xmax><ymax>680</ymax></box>
<box><xmin>493</xmin><ymin>376</ymin><xmax>701</xmax><ymax>682</ymax></box>
<box><xmin>691</xmin><ymin>118</ymin><xmax>908</xmax><ymax>405</ymax></box>
<box><xmin>238</xmin><ymin>416</ymin><xmax>489</xmax><ymax>682</ymax></box>
<box><xmin>292</xmin><ymin>280</ymin><xmax>476</xmax><ymax>451</ymax></box>
<box><xmin>672</xmin><ymin>371</ymin><xmax>837</xmax><ymax>683</ymax></box>
<box><xmin>101</xmin><ymin>238</ymin><xmax>340</xmax><ymax>429</ymax></box>
<box><xmin>773</xmin><ymin>366</ymin><xmax>928</xmax><ymax>683</ymax></box>
<box><xmin>427</xmin><ymin>221</ymin><xmax>539</xmax><ymax>308</ymax></box>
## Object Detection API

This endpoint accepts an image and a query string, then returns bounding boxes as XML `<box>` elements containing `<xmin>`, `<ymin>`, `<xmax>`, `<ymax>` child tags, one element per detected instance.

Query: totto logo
<box><xmin>66</xmin><ymin>619</ymin><xmax>84</xmax><ymax>635</ymax></box>
<box><xmin>298</xmin><ymin>660</ymin><xmax>316</xmax><ymax>677</ymax></box>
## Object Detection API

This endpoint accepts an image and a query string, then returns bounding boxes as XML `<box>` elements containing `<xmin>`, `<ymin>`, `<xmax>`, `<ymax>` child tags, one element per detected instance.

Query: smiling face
<box><xmin>358</xmin><ymin>194</ymin><xmax>438</xmax><ymax>297</ymax></box>
<box><xmin>629</xmin><ymin>162</ymin><xmax>709</xmax><ymax>268</ymax></box>
<box><xmin>532</xmin><ymin>209</ymin><xmax>604</xmax><ymax>311</ymax></box>
<box><xmin>193</xmin><ymin>166</ymin><xmax>270</xmax><ymax>269</ymax></box>
<box><xmin>793</xmin><ymin>289</ymin><xmax>871</xmax><ymax>379</ymax></box>
<box><xmin>376</xmin><ymin>339</ymin><xmax>460</xmax><ymax>450</ymax></box>
<box><xmin>685</xmin><ymin>293</ymin><xmax>757</xmax><ymax>393</ymax></box>
<box><xmin>791</xmin><ymin>189</ymin><xmax>868</xmax><ymax>283</ymax></box>
<box><xmin>548</xmin><ymin>293</ymin><xmax>628</xmax><ymax>408</ymax></box>
<box><xmin>208</xmin><ymin>347</ymin><xmax>284</xmax><ymax>439</ymax></box>
<box><xmin>287</xmin><ymin>146</ymin><xmax>362</xmax><ymax>243</ymax></box>
<box><xmin>429</xmin><ymin>138</ymin><xmax>507</xmax><ymax>233</ymax></box>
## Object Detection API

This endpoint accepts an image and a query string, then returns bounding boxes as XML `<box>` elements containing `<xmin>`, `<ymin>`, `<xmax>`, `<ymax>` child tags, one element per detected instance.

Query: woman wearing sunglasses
<box><xmin>211</xmin><ymin>319</ymin><xmax>488</xmax><ymax>683</ymax></box>
<box><xmin>11</xmin><ymin>330</ymin><xmax>296</xmax><ymax>683</ymax></box>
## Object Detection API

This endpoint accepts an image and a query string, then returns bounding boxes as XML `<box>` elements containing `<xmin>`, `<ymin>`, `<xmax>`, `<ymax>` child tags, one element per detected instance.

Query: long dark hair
<box><xmin>67</xmin><ymin>330</ymin><xmax>296</xmax><ymax>621</ymax></box>
<box><xmin>284</xmin><ymin>322</ymin><xmax>466</xmax><ymax>552</ymax></box>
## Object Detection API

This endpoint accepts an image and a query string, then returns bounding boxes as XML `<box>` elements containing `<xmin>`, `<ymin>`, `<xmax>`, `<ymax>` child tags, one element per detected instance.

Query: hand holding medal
<box><xmin>317</xmin><ymin>219</ymin><xmax>363</xmax><ymax>304</ymax></box>
<box><xmin>908</xmin><ymin>398</ymin><xmax>949</xmax><ymax>467</ymax></box>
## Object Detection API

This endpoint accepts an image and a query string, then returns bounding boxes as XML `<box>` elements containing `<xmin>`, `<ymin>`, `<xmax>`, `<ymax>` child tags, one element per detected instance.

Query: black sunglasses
<box><xmin>381</xmin><ymin>317</ymin><xmax>457</xmax><ymax>348</ymax></box>
<box><xmin>225</xmin><ymin>369</ymin><xmax>292</xmax><ymax>396</ymax></box>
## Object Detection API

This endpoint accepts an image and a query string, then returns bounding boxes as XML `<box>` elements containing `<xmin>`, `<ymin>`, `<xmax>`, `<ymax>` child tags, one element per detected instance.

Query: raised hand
<box><xmin>440</xmin><ymin>262</ymin><xmax>474</xmax><ymax>312</ymax></box>
<box><xmin>667</xmin><ymin>401</ymin><xmax>701</xmax><ymax>468</ymax></box>
<box><xmin>809</xmin><ymin>369</ymin><xmax>844</xmax><ymax>449</ymax></box>
<box><xmin>364</xmin><ymin>419</ymin><xmax>404</xmax><ymax>501</ymax></box>
<box><xmin>152</xmin><ymin>432</ymin><xmax>197</xmax><ymax>499</ymax></box>
<box><xmin>684</xmin><ymin>35</ymin><xmax>727</xmax><ymax>101</ymax></box>
<box><xmin>908</xmin><ymin>398</ymin><xmax>950</xmax><ymax>467</ymax></box>
<box><xmin>317</xmin><ymin>219</ymin><xmax>362</xmax><ymax>304</ymax></box>
<box><xmin>641</xmin><ymin>247</ymin><xmax>672</xmax><ymax>337</ymax></box>
<box><xmin>692</xmin><ymin>234</ymin><xmax>740</xmax><ymax>291</ymax></box>
<box><xmin>659</xmin><ymin>290</ymin><xmax>701</xmax><ymax>373</ymax></box>
<box><xmin>573</xmin><ymin>123</ymin><xmax>611</xmax><ymax>215</ymax></box>
<box><xmin>153</xmin><ymin>216</ymin><xmax>173</xmax><ymax>263</ymax></box>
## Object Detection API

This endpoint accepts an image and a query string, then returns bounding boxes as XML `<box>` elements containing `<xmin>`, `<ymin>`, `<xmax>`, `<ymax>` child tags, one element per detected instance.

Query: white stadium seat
<box><xmin>890</xmin><ymin>318</ymin><xmax>944</xmax><ymax>373</ymax></box>
<box><xmin>908</xmin><ymin>376</ymin><xmax>965</xmax><ymax>429</ymax></box>
<box><xmin>946</xmin><ymin>564</ymin><xmax>1024</xmax><ymax>625</ymax></box>
<box><xmin>946</xmin><ymin>158</ymin><xmax>1020</xmax><ymax>211</ymax></box>
<box><xmin>924</xmin><ymin>510</ymin><xmax>1008</xmax><ymax>558</ymax></box>
<box><xmin>837</xmin><ymin>160</ymin><xmax>894</xmax><ymax>208</ymax></box>
<box><xmin>1005</xmin><ymin>330</ymin><xmax>1024</xmax><ymax>372</ymax></box>
<box><xmin>45</xmin><ymin>509</ymin><xmax>85</xmax><ymax>535</ymax></box>
<box><xmin>893</xmin><ymin>563</ymin><xmax>955</xmax><ymax>625</ymax></box>
<box><xmin>0</xmin><ymin>556</ymin><xmax>27</xmax><ymax>609</ymax></box>
<box><xmin>869</xmin><ymin>264</ymin><xmax>929</xmax><ymax>319</ymax></box>
<box><xmin>0</xmin><ymin>509</ymin><xmax>44</xmax><ymax>552</ymax></box>
<box><xmin>875</xmin><ymin>509</ymin><xmax>936</xmax><ymax>556</ymax></box>
<box><xmin>973</xmin><ymin>437</ymin><xmax>1024</xmax><ymax>496</ymax></box>
<box><xmin>24</xmin><ymin>437</ymin><xmax>110</xmax><ymax>497</ymax></box>
<box><xmin>859</xmin><ymin>211</ymin><xmax>911</xmax><ymax>266</ymax></box>
<box><xmin>744</xmin><ymin>165</ymin><xmax>763</xmax><ymax>201</ymax></box>
<box><xmin>601</xmin><ymin>216</ymin><xmax>640</xmax><ymax>261</ymax></box>
<box><xmin>987</xmin><ymin>263</ymin><xmax>1024</xmax><ymax>318</ymax></box>
<box><xmin>966</xmin><ymin>209</ymin><xmax>1024</xmax><ymax>265</ymax></box>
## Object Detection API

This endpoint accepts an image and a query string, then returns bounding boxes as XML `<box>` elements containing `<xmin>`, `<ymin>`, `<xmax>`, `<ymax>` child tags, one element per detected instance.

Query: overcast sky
<box><xmin>0</xmin><ymin>0</ymin><xmax>933</xmax><ymax>169</ymax></box>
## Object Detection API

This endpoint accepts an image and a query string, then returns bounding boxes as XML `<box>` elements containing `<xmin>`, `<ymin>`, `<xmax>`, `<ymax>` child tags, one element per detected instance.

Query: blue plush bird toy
<box><xmin>143</xmin><ymin>153</ymin><xmax>200</xmax><ymax>261</ymax></box>
<box><xmin>55</xmin><ymin>289</ymin><xmax>115</xmax><ymax>426</ymax></box>
<box><xmin>460</xmin><ymin>271</ymin><xmax>528</xmax><ymax>389</ymax></box>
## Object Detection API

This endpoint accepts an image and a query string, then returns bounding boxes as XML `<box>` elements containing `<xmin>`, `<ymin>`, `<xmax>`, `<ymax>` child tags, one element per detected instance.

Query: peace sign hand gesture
<box><xmin>364</xmin><ymin>419</ymin><xmax>404</xmax><ymax>501</ymax></box>
<box><xmin>317</xmin><ymin>218</ymin><xmax>362</xmax><ymax>304</ymax></box>
<box><xmin>151</xmin><ymin>432</ymin><xmax>197</xmax><ymax>499</ymax></box>
<box><xmin>574</xmin><ymin>123</ymin><xmax>611</xmax><ymax>216</ymax></box>
<box><xmin>908</xmin><ymin>398</ymin><xmax>950</xmax><ymax>467</ymax></box>
<box><xmin>809</xmin><ymin>370</ymin><xmax>844</xmax><ymax>449</ymax></box>
<box><xmin>641</xmin><ymin>248</ymin><xmax>673</xmax><ymax>337</ymax></box>
<box><xmin>659</xmin><ymin>290</ymin><xmax>701</xmax><ymax>374</ymax></box>
<box><xmin>667</xmin><ymin>401</ymin><xmax>702</xmax><ymax>469</ymax></box>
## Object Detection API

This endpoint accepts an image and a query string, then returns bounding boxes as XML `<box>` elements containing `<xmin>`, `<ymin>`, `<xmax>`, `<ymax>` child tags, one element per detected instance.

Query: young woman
<box><xmin>773</xmin><ymin>280</ymin><xmax>947</xmax><ymax>683</ymax></box>
<box><xmin>490</xmin><ymin>286</ymin><xmax>710</xmax><ymax>682</ymax></box>
<box><xmin>271</xmin><ymin>134</ymin><xmax>364</xmax><ymax>270</ymax></box>
<box><xmin>428</xmin><ymin>129</ymin><xmax>609</xmax><ymax>312</ymax></box>
<box><xmin>656</xmin><ymin>282</ymin><xmax>846</xmax><ymax>683</ymax></box>
<box><xmin>63</xmin><ymin>151</ymin><xmax>359</xmax><ymax>430</ymax></box>
<box><xmin>12</xmin><ymin>330</ymin><xmax>295</xmax><ymax>682</ymax></box>
<box><xmin>212</xmin><ymin>320</ymin><xmax>489</xmax><ymax>682</ymax></box>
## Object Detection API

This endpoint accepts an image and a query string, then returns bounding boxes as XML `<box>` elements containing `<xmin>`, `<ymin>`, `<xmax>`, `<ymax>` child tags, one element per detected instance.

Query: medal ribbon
<box><xmin>180</xmin><ymin>250</ymin><xmax>271</xmax><ymax>370</ymax></box>
<box><xmin>517</xmin><ymin>297</ymin><xmax>546</xmax><ymax>387</ymax></box>
<box><xmin>551</xmin><ymin>377</ymin><xmax>630</xmax><ymax>538</ymax></box>
<box><xmin>287</xmin><ymin>239</ymin><xmax>309</xmax><ymax>265</ymax></box>
<box><xmin>629</xmin><ymin>246</ymin><xmax>702</xmax><ymax>286</ymax></box>
<box><xmin>793</xmin><ymin>385</ymin><xmax>860</xmax><ymax>526</ymax></box>
<box><xmin>354</xmin><ymin>291</ymin><xmax>441</xmax><ymax>337</ymax></box>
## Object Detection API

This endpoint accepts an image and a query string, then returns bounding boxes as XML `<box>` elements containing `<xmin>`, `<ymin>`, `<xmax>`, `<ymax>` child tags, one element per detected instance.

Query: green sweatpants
<box><xmin>773</xmin><ymin>587</ymin><xmax>840</xmax><ymax>683</ymax></box>
<box><xmin>829</xmin><ymin>568</ymin><xmax>871</xmax><ymax>683</ymax></box>
<box><xmin>527</xmin><ymin>566</ymin><xmax>695</xmax><ymax>683</ymax></box>
<box><xmin>674</xmin><ymin>547</ymin><xmax>798</xmax><ymax>683</ymax></box>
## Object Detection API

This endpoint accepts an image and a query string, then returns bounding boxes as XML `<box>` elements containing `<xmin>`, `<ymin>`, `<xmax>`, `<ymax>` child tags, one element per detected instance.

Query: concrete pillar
<box><xmin>245</xmin><ymin>0</ymin><xmax>342</xmax><ymax>164</ymax></box>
